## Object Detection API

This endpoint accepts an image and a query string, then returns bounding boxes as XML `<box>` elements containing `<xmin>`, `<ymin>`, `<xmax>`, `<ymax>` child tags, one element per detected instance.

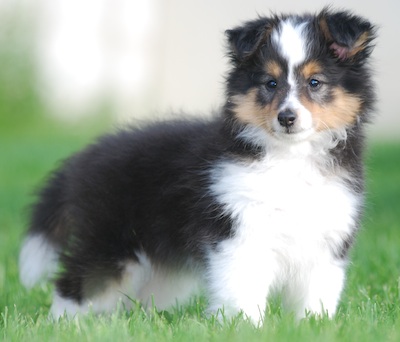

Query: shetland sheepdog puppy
<box><xmin>19</xmin><ymin>8</ymin><xmax>376</xmax><ymax>324</ymax></box>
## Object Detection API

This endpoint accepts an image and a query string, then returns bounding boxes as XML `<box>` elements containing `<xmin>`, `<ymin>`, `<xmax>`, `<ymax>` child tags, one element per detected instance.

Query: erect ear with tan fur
<box><xmin>318</xmin><ymin>9</ymin><xmax>376</xmax><ymax>63</ymax></box>
<box><xmin>226</xmin><ymin>18</ymin><xmax>274</xmax><ymax>63</ymax></box>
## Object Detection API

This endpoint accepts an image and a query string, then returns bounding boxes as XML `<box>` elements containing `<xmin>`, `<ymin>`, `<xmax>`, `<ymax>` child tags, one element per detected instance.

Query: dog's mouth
<box><xmin>272</xmin><ymin>127</ymin><xmax>314</xmax><ymax>142</ymax></box>
<box><xmin>283</xmin><ymin>126</ymin><xmax>297</xmax><ymax>134</ymax></box>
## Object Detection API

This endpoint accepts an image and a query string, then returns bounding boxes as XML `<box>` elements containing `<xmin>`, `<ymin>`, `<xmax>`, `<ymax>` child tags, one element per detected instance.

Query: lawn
<box><xmin>1</xmin><ymin>110</ymin><xmax>400</xmax><ymax>341</ymax></box>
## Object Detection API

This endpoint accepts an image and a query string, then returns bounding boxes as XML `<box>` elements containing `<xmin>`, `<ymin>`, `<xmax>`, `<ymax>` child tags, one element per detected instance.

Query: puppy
<box><xmin>19</xmin><ymin>8</ymin><xmax>376</xmax><ymax>323</ymax></box>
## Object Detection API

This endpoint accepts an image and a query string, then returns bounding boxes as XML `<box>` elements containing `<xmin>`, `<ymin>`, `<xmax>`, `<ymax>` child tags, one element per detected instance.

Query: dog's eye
<box><xmin>309</xmin><ymin>79</ymin><xmax>321</xmax><ymax>89</ymax></box>
<box><xmin>266</xmin><ymin>80</ymin><xmax>277</xmax><ymax>90</ymax></box>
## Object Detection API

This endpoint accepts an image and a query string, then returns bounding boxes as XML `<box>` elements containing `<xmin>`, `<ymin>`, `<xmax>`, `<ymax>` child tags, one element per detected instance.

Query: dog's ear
<box><xmin>226</xmin><ymin>18</ymin><xmax>272</xmax><ymax>63</ymax></box>
<box><xmin>318</xmin><ymin>9</ymin><xmax>376</xmax><ymax>63</ymax></box>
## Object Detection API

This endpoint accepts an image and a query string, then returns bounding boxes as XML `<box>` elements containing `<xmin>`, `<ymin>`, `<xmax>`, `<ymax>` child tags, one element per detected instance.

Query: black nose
<box><xmin>277</xmin><ymin>110</ymin><xmax>297</xmax><ymax>128</ymax></box>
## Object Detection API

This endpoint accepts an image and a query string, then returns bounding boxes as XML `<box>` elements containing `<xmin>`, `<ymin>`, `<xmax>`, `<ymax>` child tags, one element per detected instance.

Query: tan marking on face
<box><xmin>265</xmin><ymin>61</ymin><xmax>282</xmax><ymax>79</ymax></box>
<box><xmin>301</xmin><ymin>61</ymin><xmax>322</xmax><ymax>79</ymax></box>
<box><xmin>231</xmin><ymin>88</ymin><xmax>278</xmax><ymax>132</ymax></box>
<box><xmin>300</xmin><ymin>87</ymin><xmax>362</xmax><ymax>131</ymax></box>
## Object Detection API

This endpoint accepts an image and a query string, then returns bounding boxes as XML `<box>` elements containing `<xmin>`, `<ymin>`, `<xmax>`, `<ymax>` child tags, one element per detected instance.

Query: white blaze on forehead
<box><xmin>272</xmin><ymin>19</ymin><xmax>313</xmax><ymax>133</ymax></box>
<box><xmin>272</xmin><ymin>19</ymin><xmax>308</xmax><ymax>68</ymax></box>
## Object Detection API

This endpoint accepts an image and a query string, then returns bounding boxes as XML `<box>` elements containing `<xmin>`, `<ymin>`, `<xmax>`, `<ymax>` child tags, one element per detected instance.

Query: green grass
<box><xmin>1</xmin><ymin>117</ymin><xmax>400</xmax><ymax>341</ymax></box>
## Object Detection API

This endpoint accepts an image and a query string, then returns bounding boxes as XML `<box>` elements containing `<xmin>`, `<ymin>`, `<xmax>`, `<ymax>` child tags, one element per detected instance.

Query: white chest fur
<box><xmin>210</xmin><ymin>146</ymin><xmax>360</xmax><ymax>259</ymax></box>
<box><xmin>207</xmin><ymin>145</ymin><xmax>361</xmax><ymax>321</ymax></box>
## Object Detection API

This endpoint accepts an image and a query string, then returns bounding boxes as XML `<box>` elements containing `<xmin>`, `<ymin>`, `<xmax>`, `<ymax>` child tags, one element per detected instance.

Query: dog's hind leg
<box><xmin>50</xmin><ymin>258</ymin><xmax>149</xmax><ymax>318</ymax></box>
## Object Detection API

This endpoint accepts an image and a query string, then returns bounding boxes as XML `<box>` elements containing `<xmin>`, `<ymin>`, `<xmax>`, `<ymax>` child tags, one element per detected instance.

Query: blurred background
<box><xmin>0</xmin><ymin>0</ymin><xmax>399</xmax><ymax>138</ymax></box>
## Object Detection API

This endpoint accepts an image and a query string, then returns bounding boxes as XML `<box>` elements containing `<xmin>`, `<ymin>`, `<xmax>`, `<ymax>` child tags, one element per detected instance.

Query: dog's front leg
<box><xmin>283</xmin><ymin>258</ymin><xmax>346</xmax><ymax>319</ymax></box>
<box><xmin>205</xmin><ymin>240</ymin><xmax>279</xmax><ymax>325</ymax></box>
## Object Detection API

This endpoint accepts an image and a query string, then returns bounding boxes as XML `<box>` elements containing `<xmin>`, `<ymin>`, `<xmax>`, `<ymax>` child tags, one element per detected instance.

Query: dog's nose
<box><xmin>277</xmin><ymin>110</ymin><xmax>297</xmax><ymax>128</ymax></box>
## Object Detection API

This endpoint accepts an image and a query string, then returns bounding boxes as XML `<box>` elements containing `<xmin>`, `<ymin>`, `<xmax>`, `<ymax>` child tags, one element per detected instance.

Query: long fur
<box><xmin>19</xmin><ymin>8</ymin><xmax>376</xmax><ymax>323</ymax></box>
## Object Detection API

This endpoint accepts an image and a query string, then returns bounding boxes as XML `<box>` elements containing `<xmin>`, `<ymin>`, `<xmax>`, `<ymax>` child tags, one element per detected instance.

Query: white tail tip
<box><xmin>19</xmin><ymin>234</ymin><xmax>59</xmax><ymax>288</ymax></box>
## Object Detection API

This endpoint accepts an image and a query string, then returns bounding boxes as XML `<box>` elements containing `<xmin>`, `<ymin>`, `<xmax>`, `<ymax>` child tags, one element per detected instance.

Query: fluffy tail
<box><xmin>19</xmin><ymin>234</ymin><xmax>59</xmax><ymax>288</ymax></box>
<box><xmin>19</xmin><ymin>170</ymin><xmax>70</xmax><ymax>288</ymax></box>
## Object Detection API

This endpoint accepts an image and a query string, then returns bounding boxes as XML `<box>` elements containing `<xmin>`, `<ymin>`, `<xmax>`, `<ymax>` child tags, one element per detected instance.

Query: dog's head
<box><xmin>225</xmin><ymin>8</ymin><xmax>376</xmax><ymax>145</ymax></box>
